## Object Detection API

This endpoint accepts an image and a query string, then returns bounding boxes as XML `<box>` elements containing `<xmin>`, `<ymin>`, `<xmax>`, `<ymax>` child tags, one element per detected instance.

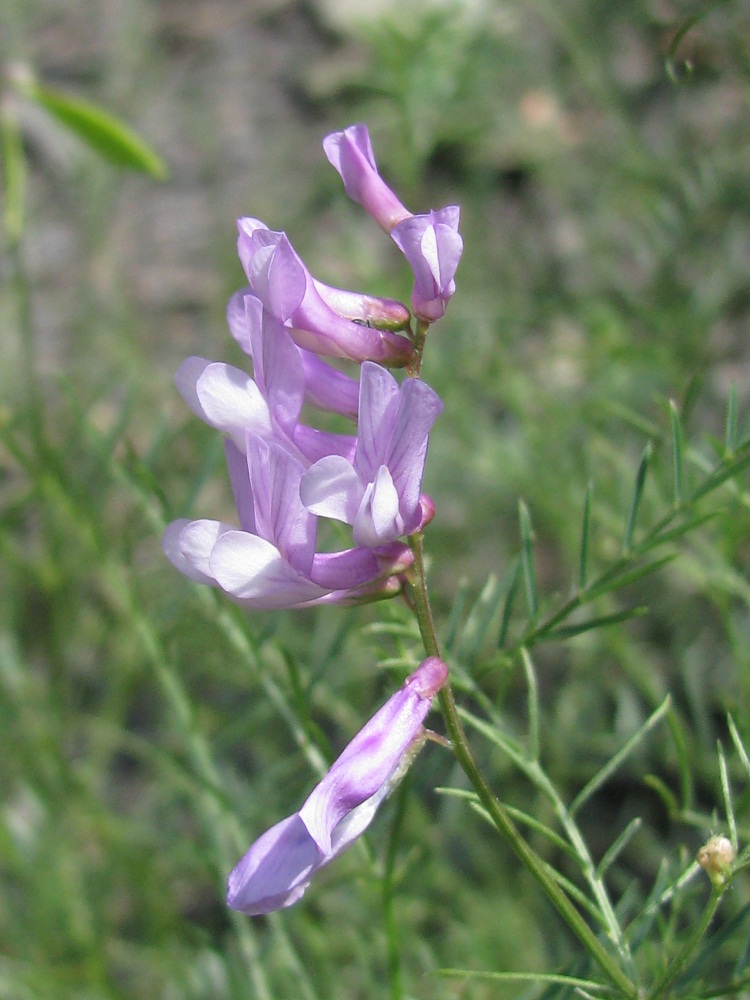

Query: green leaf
<box><xmin>436</xmin><ymin>969</ymin><xmax>609</xmax><ymax>992</ymax></box>
<box><xmin>518</xmin><ymin>499</ymin><xmax>537</xmax><ymax>617</ymax></box>
<box><xmin>569</xmin><ymin>695</ymin><xmax>671</xmax><ymax>816</ymax></box>
<box><xmin>454</xmin><ymin>573</ymin><xmax>505</xmax><ymax>666</ymax></box>
<box><xmin>669</xmin><ymin>401</ymin><xmax>685</xmax><ymax>506</ymax></box>
<box><xmin>585</xmin><ymin>554</ymin><xmax>676</xmax><ymax>602</ymax></box>
<box><xmin>545</xmin><ymin>606</ymin><xmax>648</xmax><ymax>641</ymax></box>
<box><xmin>16</xmin><ymin>77</ymin><xmax>168</xmax><ymax>179</ymax></box>
<box><xmin>497</xmin><ymin>556</ymin><xmax>520</xmax><ymax>648</ymax></box>
<box><xmin>717</xmin><ymin>740</ymin><xmax>738</xmax><ymax>852</ymax></box>
<box><xmin>691</xmin><ymin>441</ymin><xmax>750</xmax><ymax>501</ymax></box>
<box><xmin>727</xmin><ymin>715</ymin><xmax>750</xmax><ymax>783</ymax></box>
<box><xmin>578</xmin><ymin>480</ymin><xmax>593</xmax><ymax>589</ymax></box>
<box><xmin>596</xmin><ymin>818</ymin><xmax>642</xmax><ymax>878</ymax></box>
<box><xmin>623</xmin><ymin>441</ymin><xmax>652</xmax><ymax>555</ymax></box>
<box><xmin>725</xmin><ymin>386</ymin><xmax>738</xmax><ymax>454</ymax></box>
<box><xmin>520</xmin><ymin>648</ymin><xmax>539</xmax><ymax>762</ymax></box>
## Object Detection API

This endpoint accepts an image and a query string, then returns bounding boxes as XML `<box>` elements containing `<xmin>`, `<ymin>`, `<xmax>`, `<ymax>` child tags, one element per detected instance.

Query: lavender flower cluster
<box><xmin>164</xmin><ymin>125</ymin><xmax>461</xmax><ymax>914</ymax></box>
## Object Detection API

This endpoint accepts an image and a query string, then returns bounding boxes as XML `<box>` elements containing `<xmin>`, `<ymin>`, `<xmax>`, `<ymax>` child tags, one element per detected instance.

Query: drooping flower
<box><xmin>322</xmin><ymin>124</ymin><xmax>412</xmax><ymax>233</ymax></box>
<box><xmin>391</xmin><ymin>207</ymin><xmax>464</xmax><ymax>321</ymax></box>
<box><xmin>227</xmin><ymin>656</ymin><xmax>448</xmax><ymax>915</ymax></box>
<box><xmin>299</xmin><ymin>362</ymin><xmax>442</xmax><ymax>546</ymax></box>
<box><xmin>163</xmin><ymin>435</ymin><xmax>413</xmax><ymax>610</ymax></box>
<box><xmin>324</xmin><ymin>125</ymin><xmax>463</xmax><ymax>323</ymax></box>
<box><xmin>236</xmin><ymin>218</ymin><xmax>414</xmax><ymax>367</ymax></box>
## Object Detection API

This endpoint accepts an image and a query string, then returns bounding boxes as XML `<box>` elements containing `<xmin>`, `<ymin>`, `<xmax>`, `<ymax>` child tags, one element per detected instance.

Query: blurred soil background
<box><xmin>3</xmin><ymin>0</ymin><xmax>750</xmax><ymax>997</ymax></box>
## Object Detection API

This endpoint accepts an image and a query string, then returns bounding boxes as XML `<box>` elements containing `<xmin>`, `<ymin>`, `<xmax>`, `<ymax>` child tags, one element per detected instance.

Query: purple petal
<box><xmin>240</xmin><ymin>223</ymin><xmax>414</xmax><ymax>366</ymax></box>
<box><xmin>227</xmin><ymin>658</ymin><xmax>447</xmax><ymax>914</ymax></box>
<box><xmin>298</xmin><ymin>351</ymin><xmax>360</xmax><ymax>419</ymax></box>
<box><xmin>391</xmin><ymin>208</ymin><xmax>463</xmax><ymax>321</ymax></box>
<box><xmin>224</xmin><ymin>440</ymin><xmax>256</xmax><ymax>533</ymax></box>
<box><xmin>298</xmin><ymin>657</ymin><xmax>448</xmax><ymax>854</ymax></box>
<box><xmin>354</xmin><ymin>362</ymin><xmax>401</xmax><ymax>482</ymax></box>
<box><xmin>384</xmin><ymin>377</ymin><xmax>443</xmax><ymax>528</ymax></box>
<box><xmin>248</xmin><ymin>231</ymin><xmax>309</xmax><ymax>323</ymax></box>
<box><xmin>247</xmin><ymin>436</ymin><xmax>317</xmax><ymax>574</ymax></box>
<box><xmin>309</xmin><ymin>541</ymin><xmax>413</xmax><ymax>590</ymax></box>
<box><xmin>292</xmin><ymin>425</ymin><xmax>357</xmax><ymax>464</ymax></box>
<box><xmin>254</xmin><ymin>312</ymin><xmax>306</xmax><ymax>438</ymax></box>
<box><xmin>227</xmin><ymin>814</ymin><xmax>323</xmax><ymax>915</ymax></box>
<box><xmin>322</xmin><ymin>125</ymin><xmax>412</xmax><ymax>232</ymax></box>
<box><xmin>226</xmin><ymin>288</ymin><xmax>255</xmax><ymax>357</ymax></box>
<box><xmin>314</xmin><ymin>281</ymin><xmax>411</xmax><ymax>332</ymax></box>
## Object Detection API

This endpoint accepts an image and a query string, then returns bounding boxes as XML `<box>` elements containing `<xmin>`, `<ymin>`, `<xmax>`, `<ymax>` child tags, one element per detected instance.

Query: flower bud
<box><xmin>697</xmin><ymin>834</ymin><xmax>735</xmax><ymax>887</ymax></box>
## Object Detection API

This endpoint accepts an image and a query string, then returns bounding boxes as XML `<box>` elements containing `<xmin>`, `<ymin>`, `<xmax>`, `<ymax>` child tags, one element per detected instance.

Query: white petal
<box><xmin>196</xmin><ymin>362</ymin><xmax>273</xmax><ymax>447</ymax></box>
<box><xmin>353</xmin><ymin>466</ymin><xmax>403</xmax><ymax>547</ymax></box>
<box><xmin>209</xmin><ymin>530</ymin><xmax>328</xmax><ymax>608</ymax></box>
<box><xmin>299</xmin><ymin>456</ymin><xmax>363</xmax><ymax>524</ymax></box>
<box><xmin>163</xmin><ymin>518</ymin><xmax>233</xmax><ymax>584</ymax></box>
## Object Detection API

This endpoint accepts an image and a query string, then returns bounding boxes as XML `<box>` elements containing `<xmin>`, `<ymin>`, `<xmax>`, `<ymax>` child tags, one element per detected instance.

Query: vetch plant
<box><xmin>164</xmin><ymin>124</ymin><xmax>750</xmax><ymax>999</ymax></box>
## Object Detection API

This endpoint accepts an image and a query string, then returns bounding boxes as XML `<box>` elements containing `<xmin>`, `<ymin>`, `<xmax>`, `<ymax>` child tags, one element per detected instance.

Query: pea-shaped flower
<box><xmin>300</xmin><ymin>362</ymin><xmax>442</xmax><ymax>547</ymax></box>
<box><xmin>164</xmin><ymin>435</ymin><xmax>413</xmax><ymax>610</ymax></box>
<box><xmin>237</xmin><ymin>218</ymin><xmax>414</xmax><ymax>367</ymax></box>
<box><xmin>391</xmin><ymin>207</ymin><xmax>463</xmax><ymax>322</ymax></box>
<box><xmin>227</xmin><ymin>656</ymin><xmax>448</xmax><ymax>915</ymax></box>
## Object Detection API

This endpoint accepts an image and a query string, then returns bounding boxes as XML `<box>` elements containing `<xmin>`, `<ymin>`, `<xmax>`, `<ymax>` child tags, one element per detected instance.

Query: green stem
<box><xmin>406</xmin><ymin>318</ymin><xmax>430</xmax><ymax>378</ymax></box>
<box><xmin>407</xmin><ymin>532</ymin><xmax>637</xmax><ymax>998</ymax></box>
<box><xmin>645</xmin><ymin>886</ymin><xmax>724</xmax><ymax>999</ymax></box>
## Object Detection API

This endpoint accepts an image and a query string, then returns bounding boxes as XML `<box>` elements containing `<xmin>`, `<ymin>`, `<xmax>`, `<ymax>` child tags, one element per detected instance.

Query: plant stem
<box><xmin>407</xmin><ymin>531</ymin><xmax>637</xmax><ymax>998</ymax></box>
<box><xmin>644</xmin><ymin>885</ymin><xmax>724</xmax><ymax>999</ymax></box>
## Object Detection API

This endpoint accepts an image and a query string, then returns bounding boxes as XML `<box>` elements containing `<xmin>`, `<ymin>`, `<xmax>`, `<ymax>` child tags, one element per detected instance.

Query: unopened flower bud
<box><xmin>697</xmin><ymin>834</ymin><xmax>735</xmax><ymax>887</ymax></box>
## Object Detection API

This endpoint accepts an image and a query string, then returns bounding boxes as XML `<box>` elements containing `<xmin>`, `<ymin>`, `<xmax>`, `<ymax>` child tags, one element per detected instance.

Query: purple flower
<box><xmin>391</xmin><ymin>207</ymin><xmax>463</xmax><ymax>321</ymax></box>
<box><xmin>227</xmin><ymin>656</ymin><xmax>448</xmax><ymax>915</ymax></box>
<box><xmin>183</xmin><ymin>295</ymin><xmax>357</xmax><ymax>464</ymax></box>
<box><xmin>324</xmin><ymin>126</ymin><xmax>463</xmax><ymax>322</ymax></box>
<box><xmin>163</xmin><ymin>435</ymin><xmax>413</xmax><ymax>610</ymax></box>
<box><xmin>299</xmin><ymin>362</ymin><xmax>442</xmax><ymax>546</ymax></box>
<box><xmin>323</xmin><ymin>124</ymin><xmax>413</xmax><ymax>233</ymax></box>
<box><xmin>237</xmin><ymin>218</ymin><xmax>414</xmax><ymax>367</ymax></box>
<box><xmin>227</xmin><ymin>288</ymin><xmax>361</xmax><ymax>421</ymax></box>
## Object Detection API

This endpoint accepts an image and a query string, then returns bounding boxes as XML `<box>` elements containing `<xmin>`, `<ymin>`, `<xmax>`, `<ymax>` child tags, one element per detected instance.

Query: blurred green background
<box><xmin>2</xmin><ymin>0</ymin><xmax>750</xmax><ymax>997</ymax></box>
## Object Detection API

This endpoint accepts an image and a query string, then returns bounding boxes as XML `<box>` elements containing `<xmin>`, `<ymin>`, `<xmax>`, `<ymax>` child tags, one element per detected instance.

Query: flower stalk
<box><xmin>406</xmin><ymin>530</ymin><xmax>638</xmax><ymax>999</ymax></box>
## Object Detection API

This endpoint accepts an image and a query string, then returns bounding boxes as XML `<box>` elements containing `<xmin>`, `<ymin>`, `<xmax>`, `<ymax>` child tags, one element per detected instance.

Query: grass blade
<box><xmin>623</xmin><ymin>441</ymin><xmax>652</xmax><ymax>555</ymax></box>
<box><xmin>570</xmin><ymin>696</ymin><xmax>671</xmax><ymax>816</ymax></box>
<box><xmin>497</xmin><ymin>557</ymin><xmax>520</xmax><ymax>648</ymax></box>
<box><xmin>596</xmin><ymin>818</ymin><xmax>642</xmax><ymax>878</ymax></box>
<box><xmin>670</xmin><ymin>401</ymin><xmax>684</xmax><ymax>506</ymax></box>
<box><xmin>518</xmin><ymin>499</ymin><xmax>538</xmax><ymax>617</ymax></box>
<box><xmin>578</xmin><ymin>480</ymin><xmax>593</xmax><ymax>589</ymax></box>
<box><xmin>520</xmin><ymin>648</ymin><xmax>540</xmax><ymax>762</ymax></box>
<box><xmin>717</xmin><ymin>740</ymin><xmax>738</xmax><ymax>852</ymax></box>
<box><xmin>545</xmin><ymin>605</ymin><xmax>648</xmax><ymax>641</ymax></box>
<box><xmin>725</xmin><ymin>385</ymin><xmax>738</xmax><ymax>454</ymax></box>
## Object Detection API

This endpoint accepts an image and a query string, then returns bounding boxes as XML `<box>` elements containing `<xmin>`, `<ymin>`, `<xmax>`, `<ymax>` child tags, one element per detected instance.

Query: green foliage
<box><xmin>3</xmin><ymin>1</ymin><xmax>750</xmax><ymax>998</ymax></box>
